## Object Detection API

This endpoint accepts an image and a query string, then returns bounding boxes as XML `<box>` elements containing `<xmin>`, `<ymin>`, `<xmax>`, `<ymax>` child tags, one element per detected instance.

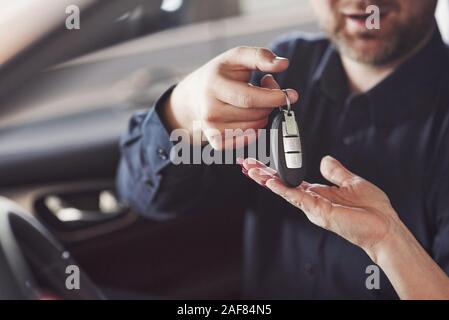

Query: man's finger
<box><xmin>261</xmin><ymin>74</ymin><xmax>281</xmax><ymax>90</ymax></box>
<box><xmin>220</xmin><ymin>46</ymin><xmax>290</xmax><ymax>73</ymax></box>
<box><xmin>265</xmin><ymin>179</ymin><xmax>312</xmax><ymax>210</ymax></box>
<box><xmin>215</xmin><ymin>77</ymin><xmax>298</xmax><ymax>109</ymax></box>
<box><xmin>219</xmin><ymin>134</ymin><xmax>261</xmax><ymax>151</ymax></box>
<box><xmin>210</xmin><ymin>102</ymin><xmax>272</xmax><ymax>123</ymax></box>
<box><xmin>306</xmin><ymin>184</ymin><xmax>343</xmax><ymax>204</ymax></box>
<box><xmin>204</xmin><ymin>119</ymin><xmax>268</xmax><ymax>134</ymax></box>
<box><xmin>320</xmin><ymin>156</ymin><xmax>358</xmax><ymax>187</ymax></box>
<box><xmin>241</xmin><ymin>158</ymin><xmax>277</xmax><ymax>175</ymax></box>
<box><xmin>204</xmin><ymin>120</ymin><xmax>267</xmax><ymax>150</ymax></box>
<box><xmin>248</xmin><ymin>168</ymin><xmax>279</xmax><ymax>186</ymax></box>
<box><xmin>207</xmin><ymin>75</ymin><xmax>279</xmax><ymax>125</ymax></box>
<box><xmin>265</xmin><ymin>179</ymin><xmax>334</xmax><ymax>227</ymax></box>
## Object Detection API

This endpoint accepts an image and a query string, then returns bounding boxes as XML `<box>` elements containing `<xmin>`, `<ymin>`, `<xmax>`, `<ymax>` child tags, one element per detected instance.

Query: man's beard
<box><xmin>324</xmin><ymin>1</ymin><xmax>437</xmax><ymax>66</ymax></box>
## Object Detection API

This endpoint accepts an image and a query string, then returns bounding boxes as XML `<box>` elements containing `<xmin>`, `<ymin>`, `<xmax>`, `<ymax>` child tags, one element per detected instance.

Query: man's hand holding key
<box><xmin>161</xmin><ymin>47</ymin><xmax>299</xmax><ymax>150</ymax></box>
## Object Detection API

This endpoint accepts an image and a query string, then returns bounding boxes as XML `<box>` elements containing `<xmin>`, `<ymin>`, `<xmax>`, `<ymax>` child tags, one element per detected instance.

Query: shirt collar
<box><xmin>313</xmin><ymin>28</ymin><xmax>448</xmax><ymax>117</ymax></box>
<box><xmin>367</xmin><ymin>28</ymin><xmax>448</xmax><ymax>106</ymax></box>
<box><xmin>312</xmin><ymin>44</ymin><xmax>349</xmax><ymax>103</ymax></box>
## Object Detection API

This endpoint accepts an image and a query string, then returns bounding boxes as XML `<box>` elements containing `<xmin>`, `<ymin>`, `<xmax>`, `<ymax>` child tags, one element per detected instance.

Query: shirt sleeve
<box><xmin>116</xmin><ymin>86</ymin><xmax>250</xmax><ymax>220</ymax></box>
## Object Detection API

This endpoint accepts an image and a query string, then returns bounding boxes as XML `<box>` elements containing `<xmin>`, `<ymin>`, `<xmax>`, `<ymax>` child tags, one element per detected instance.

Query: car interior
<box><xmin>0</xmin><ymin>0</ymin><xmax>448</xmax><ymax>300</ymax></box>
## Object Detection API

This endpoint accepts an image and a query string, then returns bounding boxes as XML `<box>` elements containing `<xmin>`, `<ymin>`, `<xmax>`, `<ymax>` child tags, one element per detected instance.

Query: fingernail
<box><xmin>321</xmin><ymin>156</ymin><xmax>337</xmax><ymax>168</ymax></box>
<box><xmin>266</xmin><ymin>179</ymin><xmax>277</xmax><ymax>189</ymax></box>
<box><xmin>236</xmin><ymin>157</ymin><xmax>244</xmax><ymax>166</ymax></box>
<box><xmin>272</xmin><ymin>56</ymin><xmax>288</xmax><ymax>64</ymax></box>
<box><xmin>285</xmin><ymin>89</ymin><xmax>299</xmax><ymax>102</ymax></box>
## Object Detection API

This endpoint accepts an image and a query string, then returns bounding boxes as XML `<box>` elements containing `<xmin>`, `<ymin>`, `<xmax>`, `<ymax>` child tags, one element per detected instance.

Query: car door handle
<box><xmin>44</xmin><ymin>191</ymin><xmax>124</xmax><ymax>223</ymax></box>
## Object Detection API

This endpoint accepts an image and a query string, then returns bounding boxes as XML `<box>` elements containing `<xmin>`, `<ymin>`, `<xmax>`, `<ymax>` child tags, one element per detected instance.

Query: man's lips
<box><xmin>341</xmin><ymin>8</ymin><xmax>392</xmax><ymax>19</ymax></box>
<box><xmin>341</xmin><ymin>9</ymin><xmax>392</xmax><ymax>26</ymax></box>
<box><xmin>344</xmin><ymin>12</ymin><xmax>371</xmax><ymax>21</ymax></box>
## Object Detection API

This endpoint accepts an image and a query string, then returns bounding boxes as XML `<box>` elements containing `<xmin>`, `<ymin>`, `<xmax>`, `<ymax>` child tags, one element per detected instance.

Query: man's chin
<box><xmin>349</xmin><ymin>38</ymin><xmax>385</xmax><ymax>55</ymax></box>
<box><xmin>335</xmin><ymin>35</ymin><xmax>397</xmax><ymax>65</ymax></box>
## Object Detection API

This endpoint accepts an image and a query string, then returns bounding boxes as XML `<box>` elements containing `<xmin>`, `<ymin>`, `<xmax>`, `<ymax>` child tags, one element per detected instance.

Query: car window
<box><xmin>0</xmin><ymin>0</ymin><xmax>316</xmax><ymax>129</ymax></box>
<box><xmin>0</xmin><ymin>0</ymin><xmax>92</xmax><ymax>66</ymax></box>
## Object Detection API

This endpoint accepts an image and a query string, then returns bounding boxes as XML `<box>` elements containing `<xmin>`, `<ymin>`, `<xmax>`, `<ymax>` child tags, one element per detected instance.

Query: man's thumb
<box><xmin>261</xmin><ymin>74</ymin><xmax>281</xmax><ymax>89</ymax></box>
<box><xmin>221</xmin><ymin>46</ymin><xmax>290</xmax><ymax>73</ymax></box>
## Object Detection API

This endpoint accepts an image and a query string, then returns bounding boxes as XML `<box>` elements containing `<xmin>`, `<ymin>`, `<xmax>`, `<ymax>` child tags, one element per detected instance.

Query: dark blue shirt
<box><xmin>117</xmin><ymin>29</ymin><xmax>449</xmax><ymax>299</ymax></box>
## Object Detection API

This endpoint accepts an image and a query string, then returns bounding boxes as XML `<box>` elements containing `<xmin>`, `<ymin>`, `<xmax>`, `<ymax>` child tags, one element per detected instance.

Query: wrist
<box><xmin>160</xmin><ymin>85</ymin><xmax>205</xmax><ymax>146</ymax></box>
<box><xmin>363</xmin><ymin>216</ymin><xmax>449</xmax><ymax>299</ymax></box>
<box><xmin>365</xmin><ymin>218</ymin><xmax>412</xmax><ymax>266</ymax></box>
<box><xmin>160</xmin><ymin>85</ymin><xmax>192</xmax><ymax>135</ymax></box>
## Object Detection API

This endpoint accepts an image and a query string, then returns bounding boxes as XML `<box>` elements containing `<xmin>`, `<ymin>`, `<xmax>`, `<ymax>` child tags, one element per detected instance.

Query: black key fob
<box><xmin>270</xmin><ymin>95</ymin><xmax>305</xmax><ymax>187</ymax></box>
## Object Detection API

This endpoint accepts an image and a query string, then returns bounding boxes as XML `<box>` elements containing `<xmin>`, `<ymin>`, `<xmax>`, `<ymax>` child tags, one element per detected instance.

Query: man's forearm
<box><xmin>369</xmin><ymin>220</ymin><xmax>449</xmax><ymax>300</ymax></box>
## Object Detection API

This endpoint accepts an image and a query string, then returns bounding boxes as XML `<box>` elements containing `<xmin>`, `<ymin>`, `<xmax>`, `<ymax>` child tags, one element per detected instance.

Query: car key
<box><xmin>270</xmin><ymin>90</ymin><xmax>306</xmax><ymax>187</ymax></box>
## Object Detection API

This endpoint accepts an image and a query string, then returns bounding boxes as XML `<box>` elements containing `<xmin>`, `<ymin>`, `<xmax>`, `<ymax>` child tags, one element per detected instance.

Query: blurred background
<box><xmin>0</xmin><ymin>0</ymin><xmax>316</xmax><ymax>128</ymax></box>
<box><xmin>0</xmin><ymin>0</ymin><xmax>448</xmax><ymax>299</ymax></box>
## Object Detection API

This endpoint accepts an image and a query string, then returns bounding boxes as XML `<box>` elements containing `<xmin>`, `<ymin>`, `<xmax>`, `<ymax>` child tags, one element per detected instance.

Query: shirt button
<box><xmin>343</xmin><ymin>136</ymin><xmax>354</xmax><ymax>145</ymax></box>
<box><xmin>304</xmin><ymin>263</ymin><xmax>314</xmax><ymax>275</ymax></box>
<box><xmin>157</xmin><ymin>147</ymin><xmax>168</xmax><ymax>160</ymax></box>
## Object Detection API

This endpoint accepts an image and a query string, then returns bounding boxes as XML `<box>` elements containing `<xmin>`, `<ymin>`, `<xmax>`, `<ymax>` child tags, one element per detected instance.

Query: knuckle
<box><xmin>204</xmin><ymin>68</ymin><xmax>220</xmax><ymax>85</ymax></box>
<box><xmin>273</xmin><ymin>90</ymin><xmax>286</xmax><ymax>104</ymax></box>
<box><xmin>237</xmin><ymin>93</ymin><xmax>253</xmax><ymax>108</ymax></box>
<box><xmin>328</xmin><ymin>165</ymin><xmax>341</xmax><ymax>181</ymax></box>
<box><xmin>200</xmin><ymin>107</ymin><xmax>218</xmax><ymax>122</ymax></box>
<box><xmin>230</xmin><ymin>46</ymin><xmax>247</xmax><ymax>57</ymax></box>
<box><xmin>254</xmin><ymin>48</ymin><xmax>272</xmax><ymax>69</ymax></box>
<box><xmin>211</xmin><ymin>61</ymin><xmax>225</xmax><ymax>76</ymax></box>
<box><xmin>254</xmin><ymin>47</ymin><xmax>263</xmax><ymax>61</ymax></box>
<box><xmin>255</xmin><ymin>47</ymin><xmax>273</xmax><ymax>61</ymax></box>
<box><xmin>342</xmin><ymin>177</ymin><xmax>355</xmax><ymax>188</ymax></box>
<box><xmin>352</xmin><ymin>176</ymin><xmax>364</xmax><ymax>186</ymax></box>
<box><xmin>213</xmin><ymin>59</ymin><xmax>227</xmax><ymax>70</ymax></box>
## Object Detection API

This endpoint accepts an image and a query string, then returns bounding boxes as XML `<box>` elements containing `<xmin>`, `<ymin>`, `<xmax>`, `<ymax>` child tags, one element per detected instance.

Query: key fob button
<box><xmin>283</xmin><ymin>137</ymin><xmax>302</xmax><ymax>153</ymax></box>
<box><xmin>270</xmin><ymin>101</ymin><xmax>306</xmax><ymax>187</ymax></box>
<box><xmin>282</xmin><ymin>122</ymin><xmax>298</xmax><ymax>137</ymax></box>
<box><xmin>285</xmin><ymin>153</ymin><xmax>302</xmax><ymax>169</ymax></box>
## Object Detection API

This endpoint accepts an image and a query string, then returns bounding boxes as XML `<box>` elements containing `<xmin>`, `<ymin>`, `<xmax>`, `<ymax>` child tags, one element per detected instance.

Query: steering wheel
<box><xmin>0</xmin><ymin>197</ymin><xmax>105</xmax><ymax>300</ymax></box>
